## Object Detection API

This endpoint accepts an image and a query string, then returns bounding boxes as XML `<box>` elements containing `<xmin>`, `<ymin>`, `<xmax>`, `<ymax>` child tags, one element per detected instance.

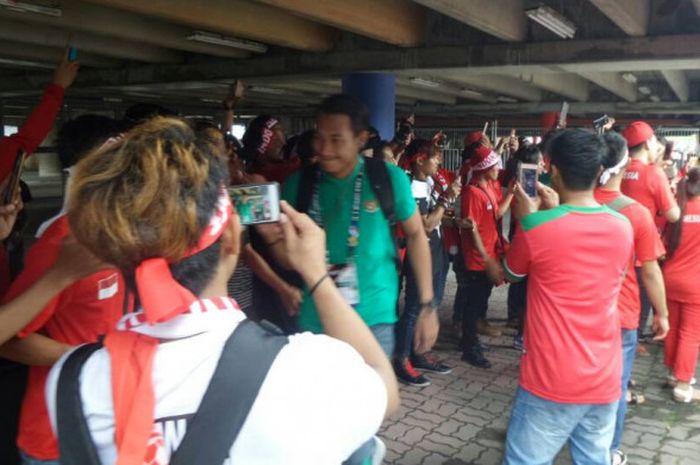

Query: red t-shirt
<box><xmin>504</xmin><ymin>204</ymin><xmax>633</xmax><ymax>403</ymax></box>
<box><xmin>621</xmin><ymin>159</ymin><xmax>677</xmax><ymax>221</ymax></box>
<box><xmin>663</xmin><ymin>197</ymin><xmax>700</xmax><ymax>303</ymax></box>
<box><xmin>5</xmin><ymin>216</ymin><xmax>128</xmax><ymax>460</ymax></box>
<box><xmin>595</xmin><ymin>189</ymin><xmax>666</xmax><ymax>329</ymax></box>
<box><xmin>460</xmin><ymin>181</ymin><xmax>502</xmax><ymax>271</ymax></box>
<box><xmin>252</xmin><ymin>159</ymin><xmax>301</xmax><ymax>184</ymax></box>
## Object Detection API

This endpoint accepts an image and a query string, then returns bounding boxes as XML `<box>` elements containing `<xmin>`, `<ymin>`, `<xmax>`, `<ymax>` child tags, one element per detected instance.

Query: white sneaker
<box><xmin>673</xmin><ymin>386</ymin><xmax>700</xmax><ymax>403</ymax></box>
<box><xmin>612</xmin><ymin>450</ymin><xmax>628</xmax><ymax>465</ymax></box>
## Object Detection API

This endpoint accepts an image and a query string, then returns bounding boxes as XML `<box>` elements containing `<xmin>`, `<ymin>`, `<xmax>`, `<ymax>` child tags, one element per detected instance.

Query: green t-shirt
<box><xmin>282</xmin><ymin>156</ymin><xmax>416</xmax><ymax>333</ymax></box>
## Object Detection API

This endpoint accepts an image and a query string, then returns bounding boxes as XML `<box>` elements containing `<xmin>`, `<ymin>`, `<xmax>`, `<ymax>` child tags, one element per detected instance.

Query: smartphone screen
<box><xmin>518</xmin><ymin>163</ymin><xmax>539</xmax><ymax>198</ymax></box>
<box><xmin>3</xmin><ymin>150</ymin><xmax>25</xmax><ymax>205</ymax></box>
<box><xmin>228</xmin><ymin>182</ymin><xmax>280</xmax><ymax>225</ymax></box>
<box><xmin>68</xmin><ymin>47</ymin><xmax>77</xmax><ymax>62</ymax></box>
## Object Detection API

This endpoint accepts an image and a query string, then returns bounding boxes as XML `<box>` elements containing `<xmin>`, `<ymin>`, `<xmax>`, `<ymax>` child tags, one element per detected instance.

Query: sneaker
<box><xmin>512</xmin><ymin>335</ymin><xmax>524</xmax><ymax>351</ymax></box>
<box><xmin>477</xmin><ymin>319</ymin><xmax>502</xmax><ymax>337</ymax></box>
<box><xmin>394</xmin><ymin>358</ymin><xmax>431</xmax><ymax>387</ymax></box>
<box><xmin>461</xmin><ymin>346</ymin><xmax>492</xmax><ymax>369</ymax></box>
<box><xmin>665</xmin><ymin>374</ymin><xmax>697</xmax><ymax>388</ymax></box>
<box><xmin>412</xmin><ymin>352</ymin><xmax>453</xmax><ymax>375</ymax></box>
<box><xmin>612</xmin><ymin>450</ymin><xmax>628</xmax><ymax>465</ymax></box>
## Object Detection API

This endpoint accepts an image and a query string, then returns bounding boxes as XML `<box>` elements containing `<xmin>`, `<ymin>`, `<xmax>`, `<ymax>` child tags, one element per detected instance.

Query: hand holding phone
<box><xmin>518</xmin><ymin>162</ymin><xmax>539</xmax><ymax>198</ymax></box>
<box><xmin>228</xmin><ymin>182</ymin><xmax>280</xmax><ymax>225</ymax></box>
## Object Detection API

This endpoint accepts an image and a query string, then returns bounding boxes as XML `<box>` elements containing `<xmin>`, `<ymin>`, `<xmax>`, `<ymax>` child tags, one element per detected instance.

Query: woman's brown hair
<box><xmin>666</xmin><ymin>167</ymin><xmax>700</xmax><ymax>259</ymax></box>
<box><xmin>68</xmin><ymin>117</ymin><xmax>228</xmax><ymax>276</ymax></box>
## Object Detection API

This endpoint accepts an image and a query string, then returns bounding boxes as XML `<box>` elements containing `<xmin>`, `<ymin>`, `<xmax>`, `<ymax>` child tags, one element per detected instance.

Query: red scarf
<box><xmin>105</xmin><ymin>188</ymin><xmax>233</xmax><ymax>465</ymax></box>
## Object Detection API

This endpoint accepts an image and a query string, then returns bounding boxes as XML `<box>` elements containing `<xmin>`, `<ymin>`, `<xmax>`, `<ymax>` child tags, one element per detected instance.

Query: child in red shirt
<box><xmin>663</xmin><ymin>168</ymin><xmax>700</xmax><ymax>403</ymax></box>
<box><xmin>458</xmin><ymin>146</ymin><xmax>513</xmax><ymax>369</ymax></box>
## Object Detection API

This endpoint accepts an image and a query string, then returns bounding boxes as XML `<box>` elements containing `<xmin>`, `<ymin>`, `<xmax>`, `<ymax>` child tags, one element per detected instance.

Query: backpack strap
<box><xmin>606</xmin><ymin>194</ymin><xmax>637</xmax><ymax>212</ymax></box>
<box><xmin>56</xmin><ymin>343</ymin><xmax>105</xmax><ymax>465</ymax></box>
<box><xmin>171</xmin><ymin>319</ymin><xmax>289</xmax><ymax>465</ymax></box>
<box><xmin>296</xmin><ymin>164</ymin><xmax>319</xmax><ymax>214</ymax></box>
<box><xmin>364</xmin><ymin>157</ymin><xmax>400</xmax><ymax>271</ymax></box>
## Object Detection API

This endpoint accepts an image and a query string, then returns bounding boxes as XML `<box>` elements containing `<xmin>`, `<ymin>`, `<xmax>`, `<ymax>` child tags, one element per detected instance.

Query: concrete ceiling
<box><xmin>0</xmin><ymin>0</ymin><xmax>699</xmax><ymax>124</ymax></box>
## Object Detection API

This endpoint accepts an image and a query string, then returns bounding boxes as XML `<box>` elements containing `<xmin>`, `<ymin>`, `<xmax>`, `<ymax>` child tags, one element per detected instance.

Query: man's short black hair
<box><xmin>547</xmin><ymin>129</ymin><xmax>605</xmax><ymax>191</ymax></box>
<box><xmin>56</xmin><ymin>114</ymin><xmax>121</xmax><ymax>169</ymax></box>
<box><xmin>602</xmin><ymin>132</ymin><xmax>628</xmax><ymax>169</ymax></box>
<box><xmin>317</xmin><ymin>94</ymin><xmax>369</xmax><ymax>135</ymax></box>
<box><xmin>122</xmin><ymin>103</ymin><xmax>176</xmax><ymax>131</ymax></box>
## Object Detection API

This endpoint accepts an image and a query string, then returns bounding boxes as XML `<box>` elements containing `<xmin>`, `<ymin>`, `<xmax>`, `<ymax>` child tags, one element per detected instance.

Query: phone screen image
<box><xmin>228</xmin><ymin>182</ymin><xmax>280</xmax><ymax>225</ymax></box>
<box><xmin>68</xmin><ymin>47</ymin><xmax>78</xmax><ymax>62</ymax></box>
<box><xmin>519</xmin><ymin>163</ymin><xmax>539</xmax><ymax>198</ymax></box>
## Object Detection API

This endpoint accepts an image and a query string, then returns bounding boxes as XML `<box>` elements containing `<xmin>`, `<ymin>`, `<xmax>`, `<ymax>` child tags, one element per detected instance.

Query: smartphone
<box><xmin>3</xmin><ymin>150</ymin><xmax>25</xmax><ymax>205</ymax></box>
<box><xmin>557</xmin><ymin>101</ymin><xmax>569</xmax><ymax>128</ymax></box>
<box><xmin>229</xmin><ymin>79</ymin><xmax>245</xmax><ymax>99</ymax></box>
<box><xmin>518</xmin><ymin>163</ymin><xmax>539</xmax><ymax>198</ymax></box>
<box><xmin>593</xmin><ymin>114</ymin><xmax>610</xmax><ymax>134</ymax></box>
<box><xmin>228</xmin><ymin>182</ymin><xmax>280</xmax><ymax>225</ymax></box>
<box><xmin>68</xmin><ymin>46</ymin><xmax>77</xmax><ymax>62</ymax></box>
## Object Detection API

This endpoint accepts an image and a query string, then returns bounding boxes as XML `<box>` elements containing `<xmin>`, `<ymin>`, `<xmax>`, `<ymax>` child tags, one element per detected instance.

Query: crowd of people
<box><xmin>0</xmin><ymin>50</ymin><xmax>698</xmax><ymax>465</ymax></box>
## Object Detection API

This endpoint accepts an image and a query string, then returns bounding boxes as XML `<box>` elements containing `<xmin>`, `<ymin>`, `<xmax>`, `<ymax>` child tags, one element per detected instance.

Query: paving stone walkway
<box><xmin>379</xmin><ymin>278</ymin><xmax>700</xmax><ymax>465</ymax></box>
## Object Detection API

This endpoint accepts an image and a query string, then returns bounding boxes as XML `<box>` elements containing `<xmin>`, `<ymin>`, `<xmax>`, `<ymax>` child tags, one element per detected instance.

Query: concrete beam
<box><xmin>0</xmin><ymin>41</ymin><xmax>120</xmax><ymax>68</ymax></box>
<box><xmin>661</xmin><ymin>70</ymin><xmax>690</xmax><ymax>102</ymax></box>
<box><xmin>3</xmin><ymin>34</ymin><xmax>700</xmax><ymax>94</ymax></box>
<box><xmin>413</xmin><ymin>101</ymin><xmax>700</xmax><ymax>115</ymax></box>
<box><xmin>0</xmin><ymin>1</ymin><xmax>249</xmax><ymax>59</ymax></box>
<box><xmin>0</xmin><ymin>17</ymin><xmax>181</xmax><ymax>63</ymax></box>
<box><xmin>512</xmin><ymin>73</ymin><xmax>589</xmax><ymax>101</ymax></box>
<box><xmin>439</xmin><ymin>72</ymin><xmax>543</xmax><ymax>101</ymax></box>
<box><xmin>572</xmin><ymin>72</ymin><xmax>637</xmax><ymax>102</ymax></box>
<box><xmin>80</xmin><ymin>0</ymin><xmax>336</xmax><ymax>51</ymax></box>
<box><xmin>587</xmin><ymin>0</ymin><xmax>650</xmax><ymax>36</ymax></box>
<box><xmin>255</xmin><ymin>0</ymin><xmax>426</xmax><ymax>47</ymax></box>
<box><xmin>413</xmin><ymin>0</ymin><xmax>526</xmax><ymax>42</ymax></box>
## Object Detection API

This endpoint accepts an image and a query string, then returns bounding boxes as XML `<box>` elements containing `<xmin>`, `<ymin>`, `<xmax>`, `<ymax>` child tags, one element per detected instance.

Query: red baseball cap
<box><xmin>622</xmin><ymin>121</ymin><xmax>655</xmax><ymax>148</ymax></box>
<box><xmin>463</xmin><ymin>131</ymin><xmax>483</xmax><ymax>146</ymax></box>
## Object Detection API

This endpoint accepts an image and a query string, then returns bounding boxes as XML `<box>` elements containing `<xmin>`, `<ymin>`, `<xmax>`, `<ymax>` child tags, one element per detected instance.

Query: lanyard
<box><xmin>309</xmin><ymin>166</ymin><xmax>364</xmax><ymax>262</ymax></box>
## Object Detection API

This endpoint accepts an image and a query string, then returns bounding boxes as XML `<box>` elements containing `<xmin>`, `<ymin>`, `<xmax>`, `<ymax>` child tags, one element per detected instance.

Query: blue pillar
<box><xmin>341</xmin><ymin>73</ymin><xmax>395</xmax><ymax>141</ymax></box>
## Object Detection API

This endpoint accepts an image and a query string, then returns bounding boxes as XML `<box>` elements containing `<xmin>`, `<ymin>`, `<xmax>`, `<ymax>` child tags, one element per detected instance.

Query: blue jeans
<box><xmin>20</xmin><ymin>450</ymin><xmax>59</xmax><ymax>465</ymax></box>
<box><xmin>612</xmin><ymin>329</ymin><xmax>638</xmax><ymax>452</ymax></box>
<box><xmin>504</xmin><ymin>387</ymin><xmax>617</xmax><ymax>465</ymax></box>
<box><xmin>635</xmin><ymin>267</ymin><xmax>652</xmax><ymax>337</ymax></box>
<box><xmin>370</xmin><ymin>323</ymin><xmax>395</xmax><ymax>358</ymax></box>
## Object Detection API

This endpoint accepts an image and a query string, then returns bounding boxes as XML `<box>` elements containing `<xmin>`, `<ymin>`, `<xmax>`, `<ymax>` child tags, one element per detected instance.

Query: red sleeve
<box><xmin>2</xmin><ymin>220</ymin><xmax>67</xmax><ymax>337</ymax></box>
<box><xmin>0</xmin><ymin>84</ymin><xmax>65</xmax><ymax>182</ymax></box>
<box><xmin>504</xmin><ymin>228</ymin><xmax>530</xmax><ymax>282</ymax></box>
<box><xmin>631</xmin><ymin>206</ymin><xmax>666</xmax><ymax>263</ymax></box>
<box><xmin>651</xmin><ymin>166</ymin><xmax>677</xmax><ymax>215</ymax></box>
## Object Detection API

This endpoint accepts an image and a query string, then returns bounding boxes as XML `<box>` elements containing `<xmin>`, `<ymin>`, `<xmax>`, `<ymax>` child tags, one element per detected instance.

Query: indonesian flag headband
<box><xmin>470</xmin><ymin>148</ymin><xmax>501</xmax><ymax>172</ymax></box>
<box><xmin>134</xmin><ymin>186</ymin><xmax>233</xmax><ymax>324</ymax></box>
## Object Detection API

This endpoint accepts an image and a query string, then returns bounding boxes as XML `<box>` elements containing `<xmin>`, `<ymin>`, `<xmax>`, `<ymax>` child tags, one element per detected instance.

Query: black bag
<box><xmin>56</xmin><ymin>320</ymin><xmax>289</xmax><ymax>465</ymax></box>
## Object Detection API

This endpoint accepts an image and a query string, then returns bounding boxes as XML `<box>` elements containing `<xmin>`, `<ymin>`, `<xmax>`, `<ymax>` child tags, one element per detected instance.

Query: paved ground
<box><xmin>379</xmin><ymin>277</ymin><xmax>700</xmax><ymax>465</ymax></box>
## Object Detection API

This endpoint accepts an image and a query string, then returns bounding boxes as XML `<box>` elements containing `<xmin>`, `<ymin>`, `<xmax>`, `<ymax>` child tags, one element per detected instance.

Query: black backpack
<box><xmin>296</xmin><ymin>157</ymin><xmax>401</xmax><ymax>269</ymax></box>
<box><xmin>56</xmin><ymin>320</ymin><xmax>289</xmax><ymax>465</ymax></box>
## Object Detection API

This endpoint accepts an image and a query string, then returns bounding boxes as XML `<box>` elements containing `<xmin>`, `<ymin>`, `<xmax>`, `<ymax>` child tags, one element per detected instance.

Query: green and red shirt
<box><xmin>504</xmin><ymin>204</ymin><xmax>633</xmax><ymax>404</ymax></box>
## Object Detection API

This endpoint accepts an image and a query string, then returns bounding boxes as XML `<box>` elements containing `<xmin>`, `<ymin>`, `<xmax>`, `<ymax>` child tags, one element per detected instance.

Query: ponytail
<box><xmin>666</xmin><ymin>167</ymin><xmax>700</xmax><ymax>259</ymax></box>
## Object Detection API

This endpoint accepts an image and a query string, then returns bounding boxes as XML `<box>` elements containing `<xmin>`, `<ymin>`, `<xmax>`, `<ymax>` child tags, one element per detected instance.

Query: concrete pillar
<box><xmin>342</xmin><ymin>72</ymin><xmax>396</xmax><ymax>141</ymax></box>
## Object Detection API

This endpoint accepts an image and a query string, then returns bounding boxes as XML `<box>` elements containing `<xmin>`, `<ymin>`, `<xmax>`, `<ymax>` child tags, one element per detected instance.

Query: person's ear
<box><xmin>357</xmin><ymin>130</ymin><xmax>369</xmax><ymax>148</ymax></box>
<box><xmin>221</xmin><ymin>214</ymin><xmax>242</xmax><ymax>257</ymax></box>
